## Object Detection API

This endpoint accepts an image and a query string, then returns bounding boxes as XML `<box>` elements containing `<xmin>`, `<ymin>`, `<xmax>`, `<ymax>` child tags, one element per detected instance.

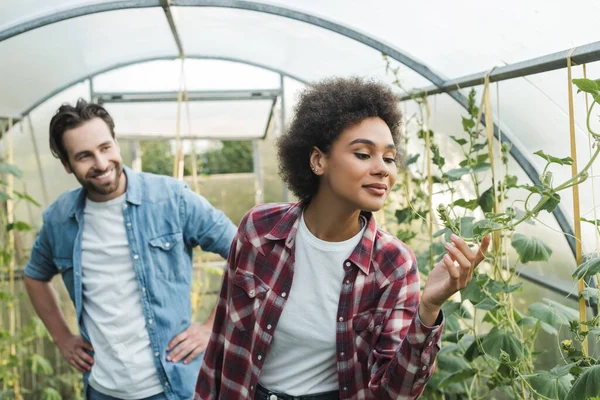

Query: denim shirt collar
<box><xmin>68</xmin><ymin>165</ymin><xmax>141</xmax><ymax>219</ymax></box>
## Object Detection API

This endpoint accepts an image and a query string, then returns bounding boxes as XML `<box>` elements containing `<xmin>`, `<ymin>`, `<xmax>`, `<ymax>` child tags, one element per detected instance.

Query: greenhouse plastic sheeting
<box><xmin>1</xmin><ymin>0</ymin><xmax>600</xmax><ymax>288</ymax></box>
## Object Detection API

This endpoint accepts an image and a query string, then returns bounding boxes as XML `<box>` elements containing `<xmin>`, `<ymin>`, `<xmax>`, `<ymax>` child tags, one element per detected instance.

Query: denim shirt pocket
<box><xmin>228</xmin><ymin>269</ymin><xmax>270</xmax><ymax>331</ymax></box>
<box><xmin>53</xmin><ymin>257</ymin><xmax>76</xmax><ymax>304</ymax></box>
<box><xmin>148</xmin><ymin>232</ymin><xmax>185</xmax><ymax>282</ymax></box>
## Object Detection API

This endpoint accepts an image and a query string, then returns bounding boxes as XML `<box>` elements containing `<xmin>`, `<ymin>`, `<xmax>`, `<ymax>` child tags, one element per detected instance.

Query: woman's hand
<box><xmin>419</xmin><ymin>234</ymin><xmax>491</xmax><ymax>325</ymax></box>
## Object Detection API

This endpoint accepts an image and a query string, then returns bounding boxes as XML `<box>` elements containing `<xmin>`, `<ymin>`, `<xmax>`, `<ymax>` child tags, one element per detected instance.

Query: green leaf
<box><xmin>431</xmin><ymin>145</ymin><xmax>445</xmax><ymax>168</ymax></box>
<box><xmin>581</xmin><ymin>217</ymin><xmax>600</xmax><ymax>226</ymax></box>
<box><xmin>0</xmin><ymin>163</ymin><xmax>23</xmax><ymax>178</ymax></box>
<box><xmin>527</xmin><ymin>372</ymin><xmax>572</xmax><ymax>400</ymax></box>
<box><xmin>472</xmin><ymin>140</ymin><xmax>488</xmax><ymax>151</ymax></box>
<box><xmin>535</xmin><ymin>192</ymin><xmax>561</xmax><ymax>214</ymax></box>
<box><xmin>478</xmin><ymin>186</ymin><xmax>495</xmax><ymax>213</ymax></box>
<box><xmin>543</xmin><ymin>298</ymin><xmax>578</xmax><ymax>322</ymax></box>
<box><xmin>27</xmin><ymin>354</ymin><xmax>54</xmax><ymax>375</ymax></box>
<box><xmin>471</xmin><ymin>162</ymin><xmax>491</xmax><ymax>174</ymax></box>
<box><xmin>511</xmin><ymin>233</ymin><xmax>552</xmax><ymax>263</ymax></box>
<box><xmin>565</xmin><ymin>365</ymin><xmax>600</xmax><ymax>400</ymax></box>
<box><xmin>442</xmin><ymin>329</ymin><xmax>469</xmax><ymax>343</ymax></box>
<box><xmin>445</xmin><ymin>167</ymin><xmax>470</xmax><ymax>181</ymax></box>
<box><xmin>461</xmin><ymin>275</ymin><xmax>488</xmax><ymax>305</ymax></box>
<box><xmin>521</xmin><ymin>184</ymin><xmax>544</xmax><ymax>195</ymax></box>
<box><xmin>0</xmin><ymin>190</ymin><xmax>10</xmax><ymax>202</ymax></box>
<box><xmin>7</xmin><ymin>220</ymin><xmax>32</xmax><ymax>232</ymax></box>
<box><xmin>461</xmin><ymin>117</ymin><xmax>476</xmax><ymax>132</ymax></box>
<box><xmin>505</xmin><ymin>175</ymin><xmax>518</xmax><ymax>189</ymax></box>
<box><xmin>397</xmin><ymin>230</ymin><xmax>417</xmax><ymax>243</ymax></box>
<box><xmin>439</xmin><ymin>367</ymin><xmax>477</xmax><ymax>388</ymax></box>
<box><xmin>474</xmin><ymin>298</ymin><xmax>500</xmax><ymax>310</ymax></box>
<box><xmin>13</xmin><ymin>191</ymin><xmax>41</xmax><ymax>207</ymax></box>
<box><xmin>450</xmin><ymin>135</ymin><xmax>468</xmax><ymax>145</ymax></box>
<box><xmin>581</xmin><ymin>287</ymin><xmax>599</xmax><ymax>301</ymax></box>
<box><xmin>459</xmin><ymin>217</ymin><xmax>475</xmax><ymax>238</ymax></box>
<box><xmin>463</xmin><ymin>328</ymin><xmax>522</xmax><ymax>362</ymax></box>
<box><xmin>433</xmin><ymin>227</ymin><xmax>450</xmax><ymax>238</ymax></box>
<box><xmin>452</xmin><ymin>199</ymin><xmax>479</xmax><ymax>211</ymax></box>
<box><xmin>529</xmin><ymin>302</ymin><xmax>569</xmax><ymax>334</ymax></box>
<box><xmin>572</xmin><ymin>78</ymin><xmax>599</xmax><ymax>95</ymax></box>
<box><xmin>534</xmin><ymin>150</ymin><xmax>574</xmax><ymax>166</ymax></box>
<box><xmin>472</xmin><ymin>219</ymin><xmax>502</xmax><ymax>238</ymax></box>
<box><xmin>437</xmin><ymin>352</ymin><xmax>470</xmax><ymax>371</ymax></box>
<box><xmin>549</xmin><ymin>363</ymin><xmax>578</xmax><ymax>378</ymax></box>
<box><xmin>395</xmin><ymin>208</ymin><xmax>413</xmax><ymax>224</ymax></box>
<box><xmin>517</xmin><ymin>316</ymin><xmax>538</xmax><ymax>327</ymax></box>
<box><xmin>404</xmin><ymin>154</ymin><xmax>420</xmax><ymax>166</ymax></box>
<box><xmin>41</xmin><ymin>387</ymin><xmax>63</xmax><ymax>400</ymax></box>
<box><xmin>572</xmin><ymin>254</ymin><xmax>600</xmax><ymax>280</ymax></box>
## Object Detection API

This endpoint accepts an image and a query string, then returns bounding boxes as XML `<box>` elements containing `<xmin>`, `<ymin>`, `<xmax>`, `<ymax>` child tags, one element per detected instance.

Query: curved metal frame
<box><xmin>21</xmin><ymin>55</ymin><xmax>307</xmax><ymax>116</ymax></box>
<box><xmin>0</xmin><ymin>1</ymin><xmax>578</xmax><ymax>260</ymax></box>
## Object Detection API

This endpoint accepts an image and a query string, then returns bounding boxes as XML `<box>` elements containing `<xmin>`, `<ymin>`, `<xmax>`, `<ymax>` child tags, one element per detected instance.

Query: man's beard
<box><xmin>77</xmin><ymin>162</ymin><xmax>124</xmax><ymax>197</ymax></box>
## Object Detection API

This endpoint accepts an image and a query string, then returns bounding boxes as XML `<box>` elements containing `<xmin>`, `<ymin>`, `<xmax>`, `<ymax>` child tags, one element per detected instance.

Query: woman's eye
<box><xmin>384</xmin><ymin>158</ymin><xmax>396</xmax><ymax>164</ymax></box>
<box><xmin>354</xmin><ymin>153</ymin><xmax>370</xmax><ymax>160</ymax></box>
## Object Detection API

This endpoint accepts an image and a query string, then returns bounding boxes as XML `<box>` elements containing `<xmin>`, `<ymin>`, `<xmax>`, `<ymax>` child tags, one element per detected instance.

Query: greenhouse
<box><xmin>1</xmin><ymin>1</ymin><xmax>600</xmax><ymax>399</ymax></box>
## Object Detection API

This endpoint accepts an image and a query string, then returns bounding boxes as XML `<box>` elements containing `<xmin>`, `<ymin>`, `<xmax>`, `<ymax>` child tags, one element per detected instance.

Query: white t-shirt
<box><xmin>259</xmin><ymin>213</ymin><xmax>366</xmax><ymax>395</ymax></box>
<box><xmin>81</xmin><ymin>194</ymin><xmax>163</xmax><ymax>399</ymax></box>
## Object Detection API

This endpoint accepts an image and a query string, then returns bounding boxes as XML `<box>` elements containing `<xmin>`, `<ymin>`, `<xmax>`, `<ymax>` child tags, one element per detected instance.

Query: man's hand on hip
<box><xmin>56</xmin><ymin>334</ymin><xmax>94</xmax><ymax>372</ymax></box>
<box><xmin>166</xmin><ymin>322</ymin><xmax>211</xmax><ymax>364</ymax></box>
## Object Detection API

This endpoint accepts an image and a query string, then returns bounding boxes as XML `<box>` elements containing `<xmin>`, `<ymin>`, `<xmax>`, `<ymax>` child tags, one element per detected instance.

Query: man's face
<box><xmin>62</xmin><ymin>117</ymin><xmax>125</xmax><ymax>202</ymax></box>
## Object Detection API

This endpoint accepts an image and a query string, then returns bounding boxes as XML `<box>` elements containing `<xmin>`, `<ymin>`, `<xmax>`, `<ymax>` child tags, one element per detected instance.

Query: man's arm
<box><xmin>166</xmin><ymin>302</ymin><xmax>217</xmax><ymax>364</ymax></box>
<box><xmin>180</xmin><ymin>186</ymin><xmax>236</xmax><ymax>259</ymax></box>
<box><xmin>24</xmin><ymin>277</ymin><xmax>94</xmax><ymax>372</ymax></box>
<box><xmin>167</xmin><ymin>187</ymin><xmax>236</xmax><ymax>364</ymax></box>
<box><xmin>24</xmin><ymin>222</ymin><xmax>94</xmax><ymax>372</ymax></box>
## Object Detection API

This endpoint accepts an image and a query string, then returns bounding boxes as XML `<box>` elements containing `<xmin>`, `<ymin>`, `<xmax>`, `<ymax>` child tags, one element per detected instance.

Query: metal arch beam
<box><xmin>160</xmin><ymin>0</ymin><xmax>185</xmax><ymax>58</ymax></box>
<box><xmin>0</xmin><ymin>1</ymin><xmax>160</xmax><ymax>42</ymax></box>
<box><xmin>2</xmin><ymin>0</ymin><xmax>577</xmax><ymax>259</ymax></box>
<box><xmin>20</xmin><ymin>55</ymin><xmax>308</xmax><ymax>117</ymax></box>
<box><xmin>0</xmin><ymin>0</ymin><xmax>442</xmax><ymax>86</ymax></box>
<box><xmin>152</xmin><ymin>0</ymin><xmax>580</xmax><ymax>256</ymax></box>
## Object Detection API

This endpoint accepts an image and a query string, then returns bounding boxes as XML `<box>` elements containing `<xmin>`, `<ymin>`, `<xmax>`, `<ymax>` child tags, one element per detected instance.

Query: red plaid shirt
<box><xmin>195</xmin><ymin>202</ymin><xmax>443</xmax><ymax>399</ymax></box>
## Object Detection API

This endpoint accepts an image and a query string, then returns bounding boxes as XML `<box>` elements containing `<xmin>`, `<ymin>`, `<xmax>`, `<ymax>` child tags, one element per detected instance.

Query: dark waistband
<box><xmin>255</xmin><ymin>384</ymin><xmax>339</xmax><ymax>400</ymax></box>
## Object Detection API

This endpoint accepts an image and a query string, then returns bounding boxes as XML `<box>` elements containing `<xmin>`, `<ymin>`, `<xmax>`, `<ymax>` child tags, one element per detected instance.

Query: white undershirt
<box><xmin>259</xmin><ymin>213</ymin><xmax>366</xmax><ymax>395</ymax></box>
<box><xmin>81</xmin><ymin>194</ymin><xmax>163</xmax><ymax>399</ymax></box>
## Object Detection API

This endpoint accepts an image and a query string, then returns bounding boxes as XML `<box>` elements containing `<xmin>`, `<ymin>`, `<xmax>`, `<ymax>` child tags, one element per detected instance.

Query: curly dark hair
<box><xmin>49</xmin><ymin>98</ymin><xmax>115</xmax><ymax>163</ymax></box>
<box><xmin>277</xmin><ymin>76</ymin><xmax>402</xmax><ymax>203</ymax></box>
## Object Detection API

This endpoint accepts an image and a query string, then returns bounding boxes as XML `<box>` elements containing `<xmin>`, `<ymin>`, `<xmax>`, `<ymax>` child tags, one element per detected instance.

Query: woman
<box><xmin>196</xmin><ymin>77</ymin><xmax>490</xmax><ymax>400</ymax></box>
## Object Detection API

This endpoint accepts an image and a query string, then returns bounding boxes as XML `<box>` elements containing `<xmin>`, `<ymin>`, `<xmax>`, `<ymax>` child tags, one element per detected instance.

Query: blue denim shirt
<box><xmin>24</xmin><ymin>166</ymin><xmax>236</xmax><ymax>400</ymax></box>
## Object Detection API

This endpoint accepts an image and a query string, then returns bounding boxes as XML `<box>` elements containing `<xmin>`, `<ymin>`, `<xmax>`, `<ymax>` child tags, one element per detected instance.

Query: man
<box><xmin>24</xmin><ymin>99</ymin><xmax>236</xmax><ymax>400</ymax></box>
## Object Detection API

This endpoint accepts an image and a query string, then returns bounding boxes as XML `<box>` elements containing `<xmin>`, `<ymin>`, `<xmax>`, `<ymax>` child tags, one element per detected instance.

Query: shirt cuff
<box><xmin>24</xmin><ymin>263</ymin><xmax>55</xmax><ymax>281</ymax></box>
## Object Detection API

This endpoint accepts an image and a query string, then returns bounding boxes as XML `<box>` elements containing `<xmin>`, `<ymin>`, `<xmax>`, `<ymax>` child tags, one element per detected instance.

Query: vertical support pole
<box><xmin>132</xmin><ymin>140</ymin><xmax>142</xmax><ymax>172</ymax></box>
<box><xmin>567</xmin><ymin>55</ymin><xmax>588</xmax><ymax>355</ymax></box>
<box><xmin>252</xmin><ymin>140</ymin><xmax>263</xmax><ymax>205</ymax></box>
<box><xmin>27</xmin><ymin>115</ymin><xmax>49</xmax><ymax>207</ymax></box>
<box><xmin>280</xmin><ymin>75</ymin><xmax>289</xmax><ymax>202</ymax></box>
<box><xmin>89</xmin><ymin>78</ymin><xmax>95</xmax><ymax>102</ymax></box>
<box><xmin>190</xmin><ymin>140</ymin><xmax>200</xmax><ymax>193</ymax></box>
<box><xmin>5</xmin><ymin>118</ymin><xmax>22</xmax><ymax>399</ymax></box>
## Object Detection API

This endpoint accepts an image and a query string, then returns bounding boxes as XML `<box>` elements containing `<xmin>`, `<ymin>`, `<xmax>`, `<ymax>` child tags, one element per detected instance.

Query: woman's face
<box><xmin>313</xmin><ymin>117</ymin><xmax>398</xmax><ymax>212</ymax></box>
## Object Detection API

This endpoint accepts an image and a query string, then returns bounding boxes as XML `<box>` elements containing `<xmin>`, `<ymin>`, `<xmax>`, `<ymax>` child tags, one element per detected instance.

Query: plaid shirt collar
<box><xmin>262</xmin><ymin>202</ymin><xmax>376</xmax><ymax>276</ymax></box>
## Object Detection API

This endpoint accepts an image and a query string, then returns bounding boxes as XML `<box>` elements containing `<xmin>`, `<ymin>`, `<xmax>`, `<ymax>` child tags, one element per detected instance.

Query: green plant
<box><xmin>0</xmin><ymin>161</ymin><xmax>82</xmax><ymax>399</ymax></box>
<box><xmin>384</xmin><ymin>56</ymin><xmax>600</xmax><ymax>399</ymax></box>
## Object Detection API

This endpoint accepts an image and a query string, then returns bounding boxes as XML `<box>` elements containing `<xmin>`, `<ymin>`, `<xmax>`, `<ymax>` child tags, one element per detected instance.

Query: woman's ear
<box><xmin>309</xmin><ymin>146</ymin><xmax>325</xmax><ymax>175</ymax></box>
